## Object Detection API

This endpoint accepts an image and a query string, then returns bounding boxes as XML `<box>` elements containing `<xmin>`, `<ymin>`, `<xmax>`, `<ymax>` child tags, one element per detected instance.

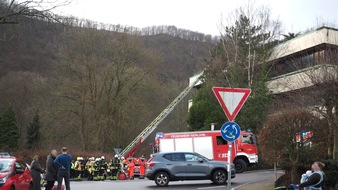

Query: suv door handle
<box><xmin>187</xmin><ymin>164</ymin><xmax>192</xmax><ymax>166</ymax></box>
<box><xmin>166</xmin><ymin>164</ymin><xmax>172</xmax><ymax>166</ymax></box>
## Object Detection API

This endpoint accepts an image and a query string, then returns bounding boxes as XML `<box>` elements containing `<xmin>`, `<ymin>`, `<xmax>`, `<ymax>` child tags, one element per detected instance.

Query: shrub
<box><xmin>323</xmin><ymin>159</ymin><xmax>338</xmax><ymax>190</ymax></box>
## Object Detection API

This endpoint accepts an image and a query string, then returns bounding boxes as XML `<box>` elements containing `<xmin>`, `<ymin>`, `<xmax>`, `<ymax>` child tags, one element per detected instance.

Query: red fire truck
<box><xmin>153</xmin><ymin>130</ymin><xmax>258</xmax><ymax>173</ymax></box>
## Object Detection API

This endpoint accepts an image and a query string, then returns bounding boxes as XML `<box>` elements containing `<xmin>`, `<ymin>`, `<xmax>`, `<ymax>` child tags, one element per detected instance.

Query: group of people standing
<box><xmin>29</xmin><ymin>149</ymin><xmax>149</xmax><ymax>190</ymax></box>
<box><xmin>121</xmin><ymin>155</ymin><xmax>147</xmax><ymax>180</ymax></box>
<box><xmin>30</xmin><ymin>147</ymin><xmax>72</xmax><ymax>190</ymax></box>
<box><xmin>70</xmin><ymin>154</ymin><xmax>148</xmax><ymax>181</ymax></box>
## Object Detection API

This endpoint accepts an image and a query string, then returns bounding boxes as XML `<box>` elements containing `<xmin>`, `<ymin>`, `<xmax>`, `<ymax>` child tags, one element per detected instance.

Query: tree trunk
<box><xmin>291</xmin><ymin>164</ymin><xmax>297</xmax><ymax>183</ymax></box>
<box><xmin>334</xmin><ymin>121</ymin><xmax>338</xmax><ymax>160</ymax></box>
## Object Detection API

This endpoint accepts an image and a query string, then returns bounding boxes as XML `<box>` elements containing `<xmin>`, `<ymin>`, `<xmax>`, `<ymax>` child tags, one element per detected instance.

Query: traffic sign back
<box><xmin>220</xmin><ymin>121</ymin><xmax>241</xmax><ymax>142</ymax></box>
<box><xmin>212</xmin><ymin>87</ymin><xmax>251</xmax><ymax>121</ymax></box>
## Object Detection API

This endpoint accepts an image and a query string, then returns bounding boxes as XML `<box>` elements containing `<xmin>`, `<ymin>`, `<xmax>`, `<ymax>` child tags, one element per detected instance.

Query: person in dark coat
<box><xmin>45</xmin><ymin>150</ymin><xmax>58</xmax><ymax>190</ymax></box>
<box><xmin>30</xmin><ymin>155</ymin><xmax>44</xmax><ymax>190</ymax></box>
<box><xmin>55</xmin><ymin>147</ymin><xmax>72</xmax><ymax>190</ymax></box>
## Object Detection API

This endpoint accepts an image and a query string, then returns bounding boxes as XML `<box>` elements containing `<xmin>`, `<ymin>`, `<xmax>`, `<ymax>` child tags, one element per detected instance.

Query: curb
<box><xmin>231</xmin><ymin>177</ymin><xmax>272</xmax><ymax>190</ymax></box>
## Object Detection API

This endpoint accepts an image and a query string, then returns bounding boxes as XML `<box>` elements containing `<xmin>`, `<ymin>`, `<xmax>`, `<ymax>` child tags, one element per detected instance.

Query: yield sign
<box><xmin>212</xmin><ymin>87</ymin><xmax>251</xmax><ymax>121</ymax></box>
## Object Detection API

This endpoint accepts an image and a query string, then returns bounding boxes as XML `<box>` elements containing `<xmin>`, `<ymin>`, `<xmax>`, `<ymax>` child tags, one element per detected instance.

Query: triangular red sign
<box><xmin>212</xmin><ymin>87</ymin><xmax>251</xmax><ymax>122</ymax></box>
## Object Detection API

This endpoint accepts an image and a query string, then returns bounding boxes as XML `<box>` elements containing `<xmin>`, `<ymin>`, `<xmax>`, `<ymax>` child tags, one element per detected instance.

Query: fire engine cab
<box><xmin>153</xmin><ymin>130</ymin><xmax>258</xmax><ymax>173</ymax></box>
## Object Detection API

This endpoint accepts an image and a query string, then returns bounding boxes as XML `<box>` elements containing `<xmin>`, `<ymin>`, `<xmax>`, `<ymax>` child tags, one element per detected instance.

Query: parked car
<box><xmin>0</xmin><ymin>153</ymin><xmax>33</xmax><ymax>190</ymax></box>
<box><xmin>145</xmin><ymin>152</ymin><xmax>235</xmax><ymax>187</ymax></box>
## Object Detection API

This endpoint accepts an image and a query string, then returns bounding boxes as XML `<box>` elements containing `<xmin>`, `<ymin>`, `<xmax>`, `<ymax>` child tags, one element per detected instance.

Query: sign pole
<box><xmin>227</xmin><ymin>141</ymin><xmax>232</xmax><ymax>190</ymax></box>
<box><xmin>213</xmin><ymin>87</ymin><xmax>251</xmax><ymax>190</ymax></box>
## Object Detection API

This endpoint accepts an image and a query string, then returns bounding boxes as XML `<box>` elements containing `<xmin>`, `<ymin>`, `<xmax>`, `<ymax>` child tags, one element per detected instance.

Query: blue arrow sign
<box><xmin>220</xmin><ymin>121</ymin><xmax>241</xmax><ymax>142</ymax></box>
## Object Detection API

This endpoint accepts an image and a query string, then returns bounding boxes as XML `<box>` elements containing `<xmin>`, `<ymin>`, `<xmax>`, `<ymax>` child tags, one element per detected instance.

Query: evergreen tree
<box><xmin>188</xmin><ymin>10</ymin><xmax>278</xmax><ymax>132</ymax></box>
<box><xmin>0</xmin><ymin>106</ymin><xmax>19</xmax><ymax>150</ymax></box>
<box><xmin>26</xmin><ymin>112</ymin><xmax>41</xmax><ymax>150</ymax></box>
<box><xmin>188</xmin><ymin>83</ymin><xmax>226</xmax><ymax>131</ymax></box>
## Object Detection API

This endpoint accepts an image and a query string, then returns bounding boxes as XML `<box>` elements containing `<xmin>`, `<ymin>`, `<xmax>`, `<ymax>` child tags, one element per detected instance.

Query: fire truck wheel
<box><xmin>234</xmin><ymin>159</ymin><xmax>247</xmax><ymax>173</ymax></box>
<box><xmin>154</xmin><ymin>172</ymin><xmax>170</xmax><ymax>187</ymax></box>
<box><xmin>212</xmin><ymin>169</ymin><xmax>227</xmax><ymax>185</ymax></box>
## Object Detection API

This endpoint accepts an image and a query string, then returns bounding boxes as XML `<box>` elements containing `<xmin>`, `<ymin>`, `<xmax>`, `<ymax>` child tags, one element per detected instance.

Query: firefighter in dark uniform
<box><xmin>93</xmin><ymin>158</ymin><xmax>100</xmax><ymax>181</ymax></box>
<box><xmin>98</xmin><ymin>156</ymin><xmax>108</xmax><ymax>180</ymax></box>
<box><xmin>109</xmin><ymin>155</ymin><xmax>120</xmax><ymax>180</ymax></box>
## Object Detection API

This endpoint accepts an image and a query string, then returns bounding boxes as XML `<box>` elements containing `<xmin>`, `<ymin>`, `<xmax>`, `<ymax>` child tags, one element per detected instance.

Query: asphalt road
<box><xmin>68</xmin><ymin>170</ymin><xmax>282</xmax><ymax>190</ymax></box>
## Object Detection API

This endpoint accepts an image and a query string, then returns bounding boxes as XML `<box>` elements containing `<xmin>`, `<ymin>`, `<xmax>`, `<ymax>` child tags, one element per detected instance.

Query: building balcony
<box><xmin>267</xmin><ymin>64</ymin><xmax>337</xmax><ymax>94</ymax></box>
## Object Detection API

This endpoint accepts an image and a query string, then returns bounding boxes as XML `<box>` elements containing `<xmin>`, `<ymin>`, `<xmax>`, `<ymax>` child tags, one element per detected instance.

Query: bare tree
<box><xmin>213</xmin><ymin>2</ymin><xmax>282</xmax><ymax>88</ymax></box>
<box><xmin>57</xmin><ymin>26</ymin><xmax>160</xmax><ymax>151</ymax></box>
<box><xmin>303</xmin><ymin>48</ymin><xmax>338</xmax><ymax>159</ymax></box>
<box><xmin>0</xmin><ymin>0</ymin><xmax>70</xmax><ymax>24</ymax></box>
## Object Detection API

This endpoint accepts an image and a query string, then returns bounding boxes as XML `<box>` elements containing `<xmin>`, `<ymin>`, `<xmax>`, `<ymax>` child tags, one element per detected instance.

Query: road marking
<box><xmin>230</xmin><ymin>177</ymin><xmax>271</xmax><ymax>190</ymax></box>
<box><xmin>197</xmin><ymin>185</ymin><xmax>225</xmax><ymax>189</ymax></box>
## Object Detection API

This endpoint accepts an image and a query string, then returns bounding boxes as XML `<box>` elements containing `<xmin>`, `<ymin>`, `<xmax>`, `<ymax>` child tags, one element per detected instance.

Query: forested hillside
<box><xmin>0</xmin><ymin>15</ymin><xmax>210</xmax><ymax>152</ymax></box>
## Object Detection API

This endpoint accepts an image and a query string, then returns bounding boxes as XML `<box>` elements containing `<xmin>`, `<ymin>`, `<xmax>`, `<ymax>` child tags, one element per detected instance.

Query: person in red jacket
<box><xmin>127</xmin><ymin>157</ymin><xmax>135</xmax><ymax>180</ymax></box>
<box><xmin>139</xmin><ymin>155</ymin><xmax>147</xmax><ymax>179</ymax></box>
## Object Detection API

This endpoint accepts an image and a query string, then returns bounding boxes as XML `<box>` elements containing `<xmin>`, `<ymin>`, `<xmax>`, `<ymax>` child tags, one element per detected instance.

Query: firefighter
<box><xmin>109</xmin><ymin>155</ymin><xmax>120</xmax><ymax>180</ymax></box>
<box><xmin>121</xmin><ymin>157</ymin><xmax>129</xmax><ymax>168</ymax></box>
<box><xmin>139</xmin><ymin>155</ymin><xmax>147</xmax><ymax>179</ymax></box>
<box><xmin>82</xmin><ymin>157</ymin><xmax>89</xmax><ymax>178</ymax></box>
<box><xmin>70</xmin><ymin>160</ymin><xmax>76</xmax><ymax>178</ymax></box>
<box><xmin>92</xmin><ymin>158</ymin><xmax>101</xmax><ymax>181</ymax></box>
<box><xmin>98</xmin><ymin>156</ymin><xmax>108</xmax><ymax>180</ymax></box>
<box><xmin>133</xmin><ymin>156</ymin><xmax>141</xmax><ymax>178</ymax></box>
<box><xmin>74</xmin><ymin>157</ymin><xmax>83</xmax><ymax>180</ymax></box>
<box><xmin>121</xmin><ymin>156</ymin><xmax>130</xmax><ymax>178</ymax></box>
<box><xmin>127</xmin><ymin>156</ymin><xmax>135</xmax><ymax>180</ymax></box>
<box><xmin>85</xmin><ymin>157</ymin><xmax>95</xmax><ymax>180</ymax></box>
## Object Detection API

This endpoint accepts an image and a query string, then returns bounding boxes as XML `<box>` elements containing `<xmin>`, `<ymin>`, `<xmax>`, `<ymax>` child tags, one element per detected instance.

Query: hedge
<box><xmin>323</xmin><ymin>159</ymin><xmax>338</xmax><ymax>189</ymax></box>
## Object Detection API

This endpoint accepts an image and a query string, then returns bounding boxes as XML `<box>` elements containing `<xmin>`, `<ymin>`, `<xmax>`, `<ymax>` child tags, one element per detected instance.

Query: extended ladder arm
<box><xmin>120</xmin><ymin>71</ymin><xmax>203</xmax><ymax>158</ymax></box>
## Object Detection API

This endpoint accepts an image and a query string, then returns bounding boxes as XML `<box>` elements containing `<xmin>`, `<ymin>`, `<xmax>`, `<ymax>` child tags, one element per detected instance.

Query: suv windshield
<box><xmin>0</xmin><ymin>160</ymin><xmax>13</xmax><ymax>173</ymax></box>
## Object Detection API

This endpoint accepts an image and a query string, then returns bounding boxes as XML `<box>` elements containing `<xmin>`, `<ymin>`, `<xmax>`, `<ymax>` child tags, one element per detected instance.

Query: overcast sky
<box><xmin>55</xmin><ymin>0</ymin><xmax>338</xmax><ymax>36</ymax></box>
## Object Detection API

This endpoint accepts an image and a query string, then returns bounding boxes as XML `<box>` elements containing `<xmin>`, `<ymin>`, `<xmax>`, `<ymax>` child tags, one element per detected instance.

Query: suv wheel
<box><xmin>154</xmin><ymin>172</ymin><xmax>169</xmax><ymax>187</ymax></box>
<box><xmin>212</xmin><ymin>170</ymin><xmax>227</xmax><ymax>185</ymax></box>
<box><xmin>10</xmin><ymin>186</ymin><xmax>15</xmax><ymax>190</ymax></box>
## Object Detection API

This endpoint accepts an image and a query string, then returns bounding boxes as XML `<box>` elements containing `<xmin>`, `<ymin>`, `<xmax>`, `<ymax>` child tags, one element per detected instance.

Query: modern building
<box><xmin>189</xmin><ymin>26</ymin><xmax>338</xmax><ymax>112</ymax></box>
<box><xmin>267</xmin><ymin>26</ymin><xmax>338</xmax><ymax>94</ymax></box>
<box><xmin>266</xmin><ymin>26</ymin><xmax>338</xmax><ymax>111</ymax></box>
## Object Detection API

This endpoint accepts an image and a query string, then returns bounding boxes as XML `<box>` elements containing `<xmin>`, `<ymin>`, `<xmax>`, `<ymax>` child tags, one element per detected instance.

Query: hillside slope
<box><xmin>0</xmin><ymin>17</ymin><xmax>210</xmax><ymax>151</ymax></box>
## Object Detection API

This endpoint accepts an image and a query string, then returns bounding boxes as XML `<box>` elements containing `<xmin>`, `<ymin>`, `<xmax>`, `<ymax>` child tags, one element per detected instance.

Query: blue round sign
<box><xmin>220</xmin><ymin>121</ymin><xmax>241</xmax><ymax>142</ymax></box>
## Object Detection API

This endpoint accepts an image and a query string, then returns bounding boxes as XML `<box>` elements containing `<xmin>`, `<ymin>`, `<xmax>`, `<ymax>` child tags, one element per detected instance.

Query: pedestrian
<box><xmin>30</xmin><ymin>155</ymin><xmax>44</xmax><ymax>190</ymax></box>
<box><xmin>139</xmin><ymin>155</ymin><xmax>147</xmax><ymax>179</ymax></box>
<box><xmin>45</xmin><ymin>149</ymin><xmax>58</xmax><ymax>190</ymax></box>
<box><xmin>54</xmin><ymin>147</ymin><xmax>72</xmax><ymax>190</ymax></box>
<box><xmin>297</xmin><ymin>161</ymin><xmax>325</xmax><ymax>189</ymax></box>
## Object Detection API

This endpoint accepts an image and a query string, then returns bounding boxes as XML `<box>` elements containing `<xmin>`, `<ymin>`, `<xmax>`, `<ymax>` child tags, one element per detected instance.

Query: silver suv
<box><xmin>145</xmin><ymin>152</ymin><xmax>235</xmax><ymax>187</ymax></box>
